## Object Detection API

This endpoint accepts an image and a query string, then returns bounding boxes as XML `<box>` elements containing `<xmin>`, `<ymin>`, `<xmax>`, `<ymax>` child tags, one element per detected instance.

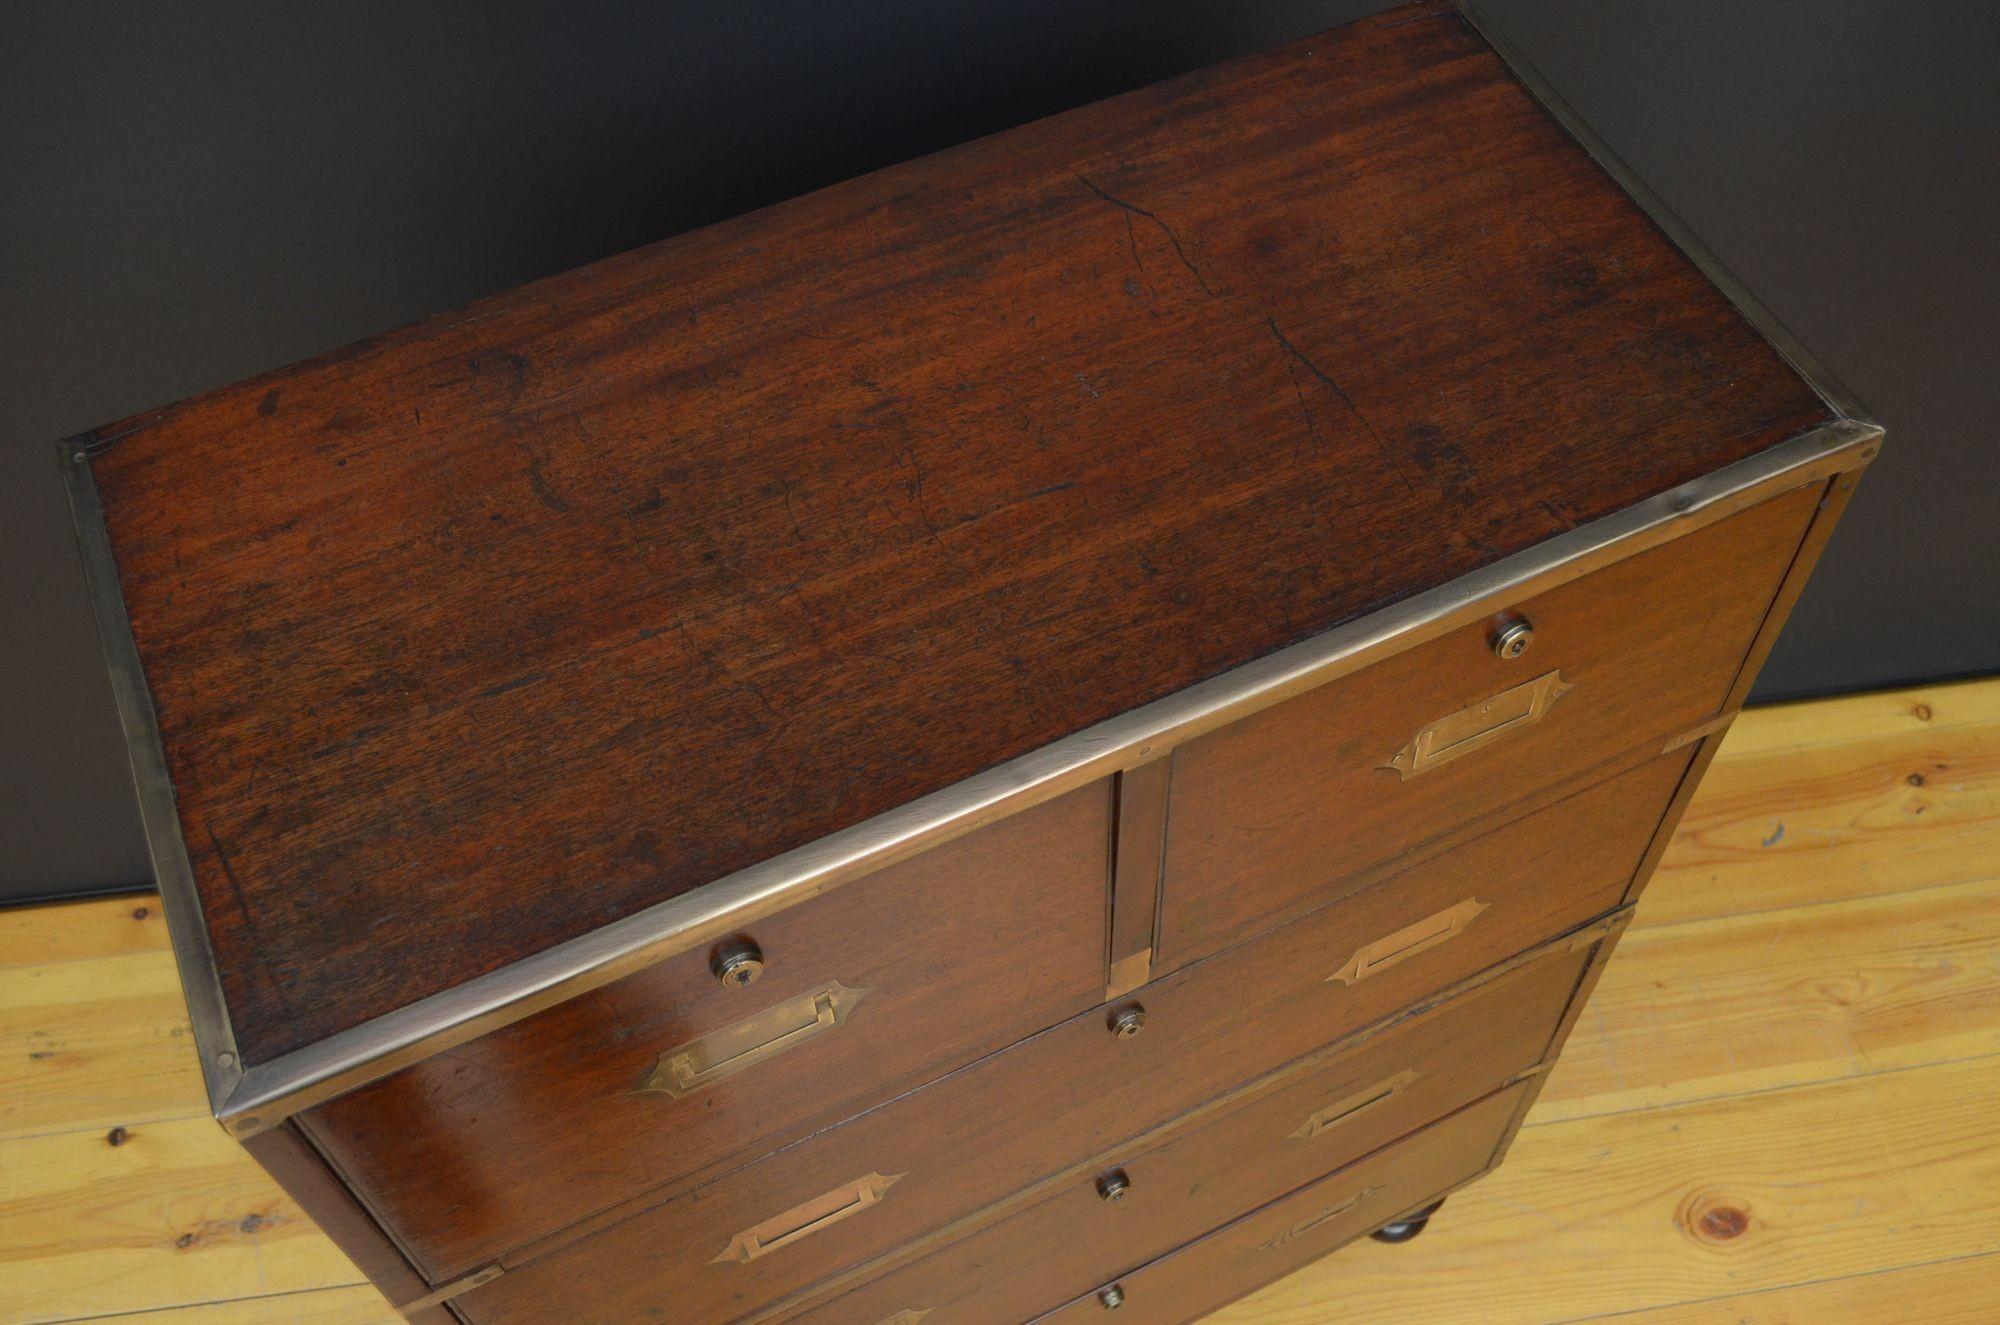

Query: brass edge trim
<box><xmin>58</xmin><ymin>440</ymin><xmax>244</xmax><ymax>1113</ymax></box>
<box><xmin>181</xmin><ymin>421</ymin><xmax>1869</xmax><ymax>1132</ymax></box>
<box><xmin>396</xmin><ymin>1264</ymin><xmax>503</xmax><ymax>1316</ymax></box>
<box><xmin>1455</xmin><ymin>1</ymin><xmax>1875</xmax><ymax>426</ymax></box>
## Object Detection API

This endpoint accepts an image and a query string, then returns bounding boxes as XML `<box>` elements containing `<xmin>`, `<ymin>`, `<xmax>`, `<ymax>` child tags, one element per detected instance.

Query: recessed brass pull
<box><xmin>714</xmin><ymin>1171</ymin><xmax>903</xmax><ymax>1265</ymax></box>
<box><xmin>1258</xmin><ymin>1185</ymin><xmax>1377</xmax><ymax>1252</ymax></box>
<box><xmin>637</xmin><ymin>980</ymin><xmax>868</xmax><ymax>1099</ymax></box>
<box><xmin>1383</xmin><ymin>670</ymin><xmax>1571</xmax><ymax>778</ymax></box>
<box><xmin>1327</xmin><ymin>898</ymin><xmax>1487</xmax><ymax>986</ymax></box>
<box><xmin>1289</xmin><ymin>1068</ymin><xmax>1420</xmax><ymax>1140</ymax></box>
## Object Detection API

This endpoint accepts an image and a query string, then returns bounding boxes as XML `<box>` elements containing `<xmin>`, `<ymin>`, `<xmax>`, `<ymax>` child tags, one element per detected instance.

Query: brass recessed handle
<box><xmin>1290</xmin><ymin>1068</ymin><xmax>1420</xmax><ymax>1140</ymax></box>
<box><xmin>712</xmin><ymin>1171</ymin><xmax>902</xmax><ymax>1264</ymax></box>
<box><xmin>1383</xmin><ymin>670</ymin><xmax>1570</xmax><ymax>778</ymax></box>
<box><xmin>637</xmin><ymin>981</ymin><xmax>868</xmax><ymax>1098</ymax></box>
<box><xmin>712</xmin><ymin>938</ymin><xmax>765</xmax><ymax>989</ymax></box>
<box><xmin>1108</xmin><ymin>1005</ymin><xmax>1147</xmax><ymax>1039</ymax></box>
<box><xmin>1327</xmin><ymin>899</ymin><xmax>1487</xmax><ymax>986</ymax></box>
<box><xmin>1258</xmin><ymin>1186</ymin><xmax>1377</xmax><ymax>1252</ymax></box>
<box><xmin>1491</xmin><ymin>614</ymin><xmax>1534</xmax><ymax>660</ymax></box>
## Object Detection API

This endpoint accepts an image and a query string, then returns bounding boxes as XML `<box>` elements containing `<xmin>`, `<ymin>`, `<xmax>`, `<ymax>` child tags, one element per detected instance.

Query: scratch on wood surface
<box><xmin>1265</xmin><ymin>317</ymin><xmax>1390</xmax><ymax>454</ymax></box>
<box><xmin>1071</xmin><ymin>169</ymin><xmax>1218</xmax><ymax>296</ymax></box>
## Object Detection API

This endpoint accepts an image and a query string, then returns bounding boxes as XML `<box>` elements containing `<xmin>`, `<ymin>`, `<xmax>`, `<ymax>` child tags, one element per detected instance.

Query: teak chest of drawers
<box><xmin>65</xmin><ymin>5</ymin><xmax>1878</xmax><ymax>1322</ymax></box>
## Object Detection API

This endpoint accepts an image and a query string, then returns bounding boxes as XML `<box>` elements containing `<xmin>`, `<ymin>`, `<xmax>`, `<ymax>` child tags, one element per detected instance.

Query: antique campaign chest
<box><xmin>65</xmin><ymin>4</ymin><xmax>1877</xmax><ymax>1321</ymax></box>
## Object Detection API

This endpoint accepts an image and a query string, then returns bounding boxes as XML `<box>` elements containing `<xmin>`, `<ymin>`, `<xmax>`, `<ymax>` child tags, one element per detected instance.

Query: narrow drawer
<box><xmin>1035</xmin><ymin>1083</ymin><xmax>1531</xmax><ymax>1324</ymax></box>
<box><xmin>1154</xmin><ymin>482</ymin><xmax>1819</xmax><ymax>969</ymax></box>
<box><xmin>782</xmin><ymin>936</ymin><xmax>1588</xmax><ymax>1325</ymax></box>
<box><xmin>297</xmin><ymin>783</ymin><xmax>1114</xmax><ymax>1280</ymax></box>
<box><xmin>451</xmin><ymin>846</ymin><xmax>1623</xmax><ymax>1325</ymax></box>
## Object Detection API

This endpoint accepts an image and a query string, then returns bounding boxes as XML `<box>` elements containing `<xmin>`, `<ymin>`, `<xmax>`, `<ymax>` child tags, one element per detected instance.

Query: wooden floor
<box><xmin>5</xmin><ymin>679</ymin><xmax>1998</xmax><ymax>1324</ymax></box>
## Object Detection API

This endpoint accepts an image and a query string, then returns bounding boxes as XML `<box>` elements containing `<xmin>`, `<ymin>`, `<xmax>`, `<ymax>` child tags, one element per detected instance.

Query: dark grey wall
<box><xmin>3</xmin><ymin>2</ymin><xmax>1992</xmax><ymax>902</ymax></box>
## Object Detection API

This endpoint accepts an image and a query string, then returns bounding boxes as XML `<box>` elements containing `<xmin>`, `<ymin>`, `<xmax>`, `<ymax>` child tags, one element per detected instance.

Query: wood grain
<box><xmin>1647</xmin><ymin>690</ymin><xmax>2000</xmax><ymax>924</ymax></box>
<box><xmin>0</xmin><ymin>950</ymin><xmax>205</xmax><ymax>1140</ymax></box>
<box><xmin>0</xmin><ymin>1116</ymin><xmax>362</xmax><ymax>1324</ymax></box>
<box><xmin>300</xmin><ymin>784</ymin><xmax>1113</xmax><ymax>1282</ymax></box>
<box><xmin>1588</xmin><ymin>1252</ymin><xmax>2000</xmax><ymax>1324</ymax></box>
<box><xmin>1716</xmin><ymin>677</ymin><xmax>2000</xmax><ymax>759</ymax></box>
<box><xmin>0</xmin><ymin>894</ymin><xmax>168</xmax><ymax>970</ymax></box>
<box><xmin>1206</xmin><ymin>1053</ymin><xmax>2000</xmax><ymax>1324</ymax></box>
<box><xmin>785</xmin><ymin>945</ymin><xmax>1589</xmax><ymax>1325</ymax></box>
<box><xmin>104</xmin><ymin>1286</ymin><xmax>399</xmax><ymax>1325</ymax></box>
<box><xmin>1049</xmin><ymin>1086</ymin><xmax>1530</xmax><ymax>1324</ymax></box>
<box><xmin>78</xmin><ymin>0</ymin><xmax>1830</xmax><ymax>1062</ymax></box>
<box><xmin>1535</xmin><ymin>876</ymin><xmax>2000</xmax><ymax>1123</ymax></box>
<box><xmin>243</xmin><ymin>1125</ymin><xmax>455</xmax><ymax>1325</ymax></box>
<box><xmin>5</xmin><ymin>680</ymin><xmax>1997</xmax><ymax>1324</ymax></box>
<box><xmin>1157</xmin><ymin>486</ymin><xmax>1816</xmax><ymax>967</ymax></box>
<box><xmin>452</xmin><ymin>769</ymin><xmax>1640</xmax><ymax>1324</ymax></box>
<box><xmin>1198</xmin><ymin>681</ymin><xmax>2000</xmax><ymax>1324</ymax></box>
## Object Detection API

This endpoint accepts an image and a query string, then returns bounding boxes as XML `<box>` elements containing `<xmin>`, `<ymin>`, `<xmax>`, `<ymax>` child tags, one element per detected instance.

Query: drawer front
<box><xmin>1156</xmin><ymin>482</ymin><xmax>1819</xmax><ymax>968</ymax></box>
<box><xmin>783</xmin><ymin>939</ymin><xmax>1589</xmax><ymax>1325</ymax></box>
<box><xmin>1035</xmin><ymin>1083</ymin><xmax>1530</xmax><ymax>1325</ymax></box>
<box><xmin>453</xmin><ymin>806</ymin><xmax>1631</xmax><ymax>1325</ymax></box>
<box><xmin>298</xmin><ymin>783</ymin><xmax>1114</xmax><ymax>1280</ymax></box>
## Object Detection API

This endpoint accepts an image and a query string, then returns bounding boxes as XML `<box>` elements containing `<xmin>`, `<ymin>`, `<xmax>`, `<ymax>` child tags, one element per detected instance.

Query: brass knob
<box><xmin>1097</xmin><ymin>1169</ymin><xmax>1131</xmax><ymax>1202</ymax></box>
<box><xmin>1099</xmin><ymin>1285</ymin><xmax>1126</xmax><ymax>1310</ymax></box>
<box><xmin>1491</xmin><ymin>615</ymin><xmax>1534</xmax><ymax>660</ymax></box>
<box><xmin>1108</xmin><ymin>1005</ymin><xmax>1147</xmax><ymax>1039</ymax></box>
<box><xmin>711</xmin><ymin>939</ymin><xmax>765</xmax><ymax>989</ymax></box>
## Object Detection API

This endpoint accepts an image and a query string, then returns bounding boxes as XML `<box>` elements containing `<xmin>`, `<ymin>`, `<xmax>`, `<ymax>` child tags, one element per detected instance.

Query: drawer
<box><xmin>297</xmin><ymin>783</ymin><xmax>1114</xmax><ymax>1280</ymax></box>
<box><xmin>781</xmin><ymin>935</ymin><xmax>1590</xmax><ymax>1325</ymax></box>
<box><xmin>1155</xmin><ymin>482</ymin><xmax>1819</xmax><ymax>968</ymax></box>
<box><xmin>1035</xmin><ymin>1083</ymin><xmax>1531</xmax><ymax>1325</ymax></box>
<box><xmin>451</xmin><ymin>866</ymin><xmax>1620</xmax><ymax>1325</ymax></box>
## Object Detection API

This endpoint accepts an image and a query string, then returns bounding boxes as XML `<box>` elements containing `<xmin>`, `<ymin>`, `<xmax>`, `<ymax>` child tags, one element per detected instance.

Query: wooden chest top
<box><xmin>72</xmin><ymin>3</ymin><xmax>1828</xmax><ymax>1064</ymax></box>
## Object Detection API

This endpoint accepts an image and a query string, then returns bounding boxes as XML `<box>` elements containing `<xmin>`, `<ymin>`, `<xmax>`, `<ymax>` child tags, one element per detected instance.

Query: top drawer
<box><xmin>1156</xmin><ymin>482</ymin><xmax>1820</xmax><ymax>968</ymax></box>
<box><xmin>297</xmin><ymin>783</ymin><xmax>1113</xmax><ymax>1281</ymax></box>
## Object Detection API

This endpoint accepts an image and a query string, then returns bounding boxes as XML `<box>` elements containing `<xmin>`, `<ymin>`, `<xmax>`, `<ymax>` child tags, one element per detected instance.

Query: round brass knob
<box><xmin>1099</xmin><ymin>1285</ymin><xmax>1126</xmax><ymax>1310</ymax></box>
<box><xmin>1097</xmin><ymin>1169</ymin><xmax>1132</xmax><ymax>1202</ymax></box>
<box><xmin>1491</xmin><ymin>615</ymin><xmax>1534</xmax><ymax>660</ymax></box>
<box><xmin>1108</xmin><ymin>1005</ymin><xmax>1147</xmax><ymax>1039</ymax></box>
<box><xmin>711</xmin><ymin>939</ymin><xmax>765</xmax><ymax>989</ymax></box>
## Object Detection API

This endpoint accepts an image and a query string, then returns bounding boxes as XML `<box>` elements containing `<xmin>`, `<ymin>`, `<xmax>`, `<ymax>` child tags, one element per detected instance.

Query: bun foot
<box><xmin>1370</xmin><ymin>1199</ymin><xmax>1445</xmax><ymax>1244</ymax></box>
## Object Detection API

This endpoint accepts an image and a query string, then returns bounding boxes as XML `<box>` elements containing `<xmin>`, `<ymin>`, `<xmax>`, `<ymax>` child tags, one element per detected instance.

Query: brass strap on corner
<box><xmin>1501</xmin><ymin>1059</ymin><xmax>1557</xmax><ymax>1090</ymax></box>
<box><xmin>397</xmin><ymin>1263</ymin><xmax>503</xmax><ymax>1316</ymax></box>
<box><xmin>1662</xmin><ymin>710</ymin><xmax>1737</xmax><ymax>754</ymax></box>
